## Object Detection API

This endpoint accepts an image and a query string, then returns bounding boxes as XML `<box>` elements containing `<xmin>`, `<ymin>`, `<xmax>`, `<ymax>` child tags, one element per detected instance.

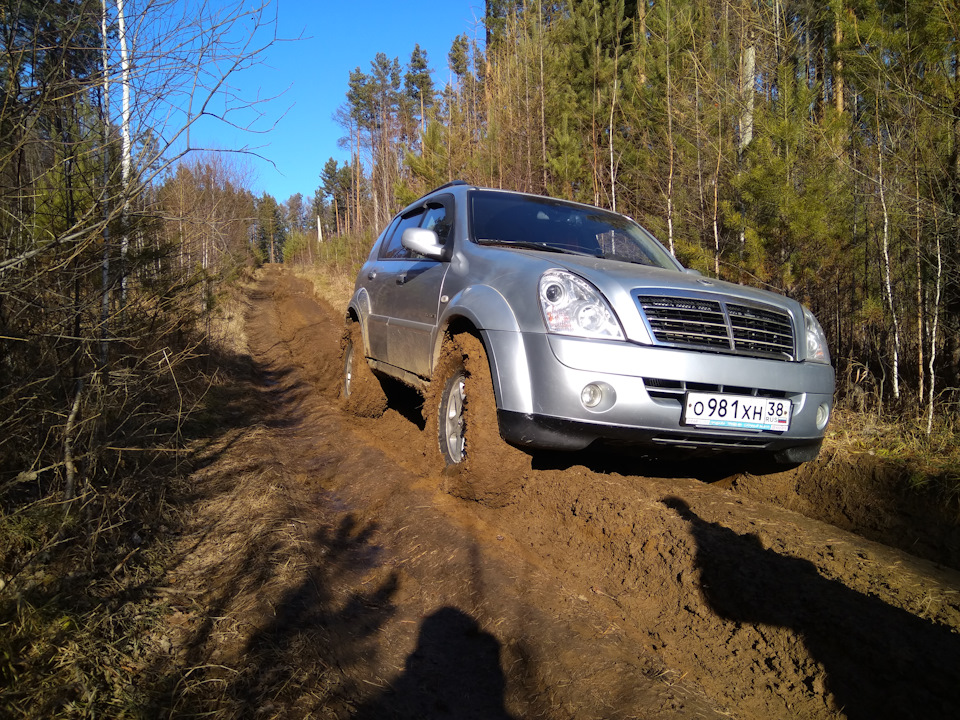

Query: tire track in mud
<box><xmin>245</xmin><ymin>267</ymin><xmax>960</xmax><ymax>719</ymax></box>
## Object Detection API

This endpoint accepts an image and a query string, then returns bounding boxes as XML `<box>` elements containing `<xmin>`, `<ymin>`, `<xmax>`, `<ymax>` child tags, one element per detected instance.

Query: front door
<box><xmin>365</xmin><ymin>202</ymin><xmax>453</xmax><ymax>378</ymax></box>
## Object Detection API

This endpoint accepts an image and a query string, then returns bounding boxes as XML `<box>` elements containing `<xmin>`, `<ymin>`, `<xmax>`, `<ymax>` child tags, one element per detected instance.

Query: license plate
<box><xmin>683</xmin><ymin>392</ymin><xmax>791</xmax><ymax>432</ymax></box>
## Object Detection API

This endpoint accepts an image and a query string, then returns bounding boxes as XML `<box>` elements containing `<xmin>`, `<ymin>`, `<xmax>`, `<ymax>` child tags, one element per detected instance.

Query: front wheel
<box><xmin>427</xmin><ymin>333</ymin><xmax>529</xmax><ymax>506</ymax></box>
<box><xmin>438</xmin><ymin>366</ymin><xmax>467</xmax><ymax>465</ymax></box>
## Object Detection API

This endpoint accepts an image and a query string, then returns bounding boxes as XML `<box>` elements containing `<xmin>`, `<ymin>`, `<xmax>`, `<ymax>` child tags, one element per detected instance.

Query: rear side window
<box><xmin>371</xmin><ymin>216</ymin><xmax>401</xmax><ymax>257</ymax></box>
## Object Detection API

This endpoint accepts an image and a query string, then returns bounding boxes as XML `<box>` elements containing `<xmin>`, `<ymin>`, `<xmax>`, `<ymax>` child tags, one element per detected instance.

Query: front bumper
<box><xmin>487</xmin><ymin>330</ymin><xmax>835</xmax><ymax>455</ymax></box>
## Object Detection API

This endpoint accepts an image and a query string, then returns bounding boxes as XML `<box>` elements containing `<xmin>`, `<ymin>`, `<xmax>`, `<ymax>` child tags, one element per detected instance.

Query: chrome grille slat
<box><xmin>638</xmin><ymin>295</ymin><xmax>795</xmax><ymax>360</ymax></box>
<box><xmin>642</xmin><ymin>377</ymin><xmax>792</xmax><ymax>401</ymax></box>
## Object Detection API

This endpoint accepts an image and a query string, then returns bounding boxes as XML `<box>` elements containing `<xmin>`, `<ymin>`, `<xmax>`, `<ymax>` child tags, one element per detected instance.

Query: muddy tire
<box><xmin>427</xmin><ymin>333</ymin><xmax>529</xmax><ymax>506</ymax></box>
<box><xmin>339</xmin><ymin>321</ymin><xmax>387</xmax><ymax>417</ymax></box>
<box><xmin>438</xmin><ymin>365</ymin><xmax>467</xmax><ymax>465</ymax></box>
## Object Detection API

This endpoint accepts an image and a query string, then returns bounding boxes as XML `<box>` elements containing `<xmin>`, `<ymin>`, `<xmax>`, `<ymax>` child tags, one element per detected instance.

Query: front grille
<box><xmin>638</xmin><ymin>295</ymin><xmax>795</xmax><ymax>360</ymax></box>
<box><xmin>642</xmin><ymin>378</ymin><xmax>791</xmax><ymax>404</ymax></box>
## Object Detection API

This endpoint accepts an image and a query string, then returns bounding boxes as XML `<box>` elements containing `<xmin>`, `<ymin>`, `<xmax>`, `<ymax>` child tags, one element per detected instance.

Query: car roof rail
<box><xmin>404</xmin><ymin>180</ymin><xmax>471</xmax><ymax>210</ymax></box>
<box><xmin>433</xmin><ymin>179</ymin><xmax>469</xmax><ymax>191</ymax></box>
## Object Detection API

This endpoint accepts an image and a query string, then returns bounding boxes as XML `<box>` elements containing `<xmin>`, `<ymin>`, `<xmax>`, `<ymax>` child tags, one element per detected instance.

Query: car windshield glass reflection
<box><xmin>470</xmin><ymin>192</ymin><xmax>677</xmax><ymax>269</ymax></box>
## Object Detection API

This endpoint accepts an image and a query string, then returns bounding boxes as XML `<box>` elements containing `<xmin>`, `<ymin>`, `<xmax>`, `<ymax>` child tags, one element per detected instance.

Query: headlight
<box><xmin>539</xmin><ymin>270</ymin><xmax>624</xmax><ymax>340</ymax></box>
<box><xmin>803</xmin><ymin>306</ymin><xmax>831</xmax><ymax>364</ymax></box>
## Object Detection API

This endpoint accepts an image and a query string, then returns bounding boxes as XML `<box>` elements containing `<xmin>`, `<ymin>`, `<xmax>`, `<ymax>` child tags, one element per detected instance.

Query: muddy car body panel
<box><xmin>348</xmin><ymin>182</ymin><xmax>835</xmax><ymax>463</ymax></box>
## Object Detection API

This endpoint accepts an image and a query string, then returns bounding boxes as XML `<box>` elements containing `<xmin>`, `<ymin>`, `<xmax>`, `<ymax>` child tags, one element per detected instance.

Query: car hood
<box><xmin>543</xmin><ymin>253</ymin><xmax>796</xmax><ymax>307</ymax></box>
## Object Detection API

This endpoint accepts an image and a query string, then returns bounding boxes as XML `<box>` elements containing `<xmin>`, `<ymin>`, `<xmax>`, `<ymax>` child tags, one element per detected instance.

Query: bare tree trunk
<box><xmin>117</xmin><ymin>0</ymin><xmax>132</xmax><ymax>304</ymax></box>
<box><xmin>609</xmin><ymin>75</ymin><xmax>618</xmax><ymax>212</ymax></box>
<box><xmin>736</xmin><ymin>8</ymin><xmax>756</xmax><ymax>265</ymax></box>
<box><xmin>916</xmin><ymin>160</ymin><xmax>924</xmax><ymax>407</ymax></box>
<box><xmin>538</xmin><ymin>0</ymin><xmax>547</xmax><ymax>192</ymax></box>
<box><xmin>608</xmin><ymin>1</ymin><xmax>623</xmax><ymax>212</ymax></box>
<box><xmin>100</xmin><ymin>0</ymin><xmax>112</xmax><ymax>375</ymax></box>
<box><xmin>773</xmin><ymin>0</ymin><xmax>782</xmax><ymax>62</ymax></box>
<box><xmin>713</xmin><ymin>112</ymin><xmax>723</xmax><ymax>278</ymax></box>
<box><xmin>63</xmin><ymin>382</ymin><xmax>83</xmax><ymax>503</ymax></box>
<box><xmin>694</xmin><ymin>55</ymin><xmax>706</xmax><ymax>254</ymax></box>
<box><xmin>372</xmin><ymin>148</ymin><xmax>380</xmax><ymax>232</ymax></box>
<box><xmin>635</xmin><ymin>0</ymin><xmax>647</xmax><ymax>85</ymax></box>
<box><xmin>354</xmin><ymin>130</ymin><xmax>361</xmax><ymax>232</ymax></box>
<box><xmin>876</xmin><ymin>100</ymin><xmax>901</xmax><ymax>401</ymax></box>
<box><xmin>833</xmin><ymin>3</ymin><xmax>844</xmax><ymax>114</ymax></box>
<box><xmin>927</xmin><ymin>223</ymin><xmax>943</xmax><ymax>434</ymax></box>
<box><xmin>739</xmin><ymin>43</ymin><xmax>755</xmax><ymax>151</ymax></box>
<box><xmin>665</xmin><ymin>0</ymin><xmax>675</xmax><ymax>253</ymax></box>
<box><xmin>523</xmin><ymin>26</ymin><xmax>532</xmax><ymax>192</ymax></box>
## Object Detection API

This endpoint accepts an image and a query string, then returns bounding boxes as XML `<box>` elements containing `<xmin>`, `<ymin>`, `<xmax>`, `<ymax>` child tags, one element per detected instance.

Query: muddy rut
<box><xmin>168</xmin><ymin>267</ymin><xmax>960</xmax><ymax>719</ymax></box>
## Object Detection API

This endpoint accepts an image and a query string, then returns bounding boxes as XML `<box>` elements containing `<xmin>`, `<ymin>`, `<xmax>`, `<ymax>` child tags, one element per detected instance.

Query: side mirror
<box><xmin>402</xmin><ymin>227</ymin><xmax>445</xmax><ymax>260</ymax></box>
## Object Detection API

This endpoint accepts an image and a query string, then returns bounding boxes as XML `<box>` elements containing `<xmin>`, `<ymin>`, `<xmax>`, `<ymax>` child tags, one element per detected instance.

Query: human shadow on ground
<box><xmin>662</xmin><ymin>496</ymin><xmax>960</xmax><ymax>719</ymax></box>
<box><xmin>352</xmin><ymin>606</ymin><xmax>516</xmax><ymax>720</ymax></box>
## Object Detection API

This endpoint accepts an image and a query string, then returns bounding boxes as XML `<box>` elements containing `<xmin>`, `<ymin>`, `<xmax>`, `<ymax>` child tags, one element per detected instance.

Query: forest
<box><xmin>0</xmin><ymin>0</ymin><xmax>280</xmax><ymax>508</ymax></box>
<box><xmin>0</xmin><ymin>2</ymin><xmax>279</xmax><ymax>709</ymax></box>
<box><xmin>1</xmin><ymin>0</ymin><xmax>958</xmax><ymax>714</ymax></box>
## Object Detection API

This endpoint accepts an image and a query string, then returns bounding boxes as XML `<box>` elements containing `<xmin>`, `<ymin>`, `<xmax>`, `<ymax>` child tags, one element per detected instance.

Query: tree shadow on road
<box><xmin>662</xmin><ymin>496</ymin><xmax>960</xmax><ymax>719</ymax></box>
<box><xmin>159</xmin><ymin>512</ymin><xmax>398</xmax><ymax>717</ymax></box>
<box><xmin>229</xmin><ymin>515</ymin><xmax>397</xmax><ymax>716</ymax></box>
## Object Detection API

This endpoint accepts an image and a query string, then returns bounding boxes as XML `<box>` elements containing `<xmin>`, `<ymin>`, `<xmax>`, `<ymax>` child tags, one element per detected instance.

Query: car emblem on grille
<box><xmin>697</xmin><ymin>278</ymin><xmax>714</xmax><ymax>286</ymax></box>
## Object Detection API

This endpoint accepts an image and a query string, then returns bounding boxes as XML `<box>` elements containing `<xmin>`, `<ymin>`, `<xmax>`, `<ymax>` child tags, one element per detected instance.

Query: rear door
<box><xmin>362</xmin><ymin>215</ymin><xmax>402</xmax><ymax>361</ymax></box>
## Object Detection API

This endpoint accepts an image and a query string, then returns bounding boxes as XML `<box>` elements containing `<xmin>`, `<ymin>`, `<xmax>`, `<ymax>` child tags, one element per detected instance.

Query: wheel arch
<box><xmin>433</xmin><ymin>288</ymin><xmax>534</xmax><ymax>415</ymax></box>
<box><xmin>345</xmin><ymin>296</ymin><xmax>367</xmax><ymax>354</ymax></box>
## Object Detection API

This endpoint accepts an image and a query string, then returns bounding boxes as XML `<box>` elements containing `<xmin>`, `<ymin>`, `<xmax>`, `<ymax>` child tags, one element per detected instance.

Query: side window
<box><xmin>371</xmin><ymin>216</ymin><xmax>401</xmax><ymax>258</ymax></box>
<box><xmin>421</xmin><ymin>203</ymin><xmax>452</xmax><ymax>245</ymax></box>
<box><xmin>379</xmin><ymin>209</ymin><xmax>424</xmax><ymax>260</ymax></box>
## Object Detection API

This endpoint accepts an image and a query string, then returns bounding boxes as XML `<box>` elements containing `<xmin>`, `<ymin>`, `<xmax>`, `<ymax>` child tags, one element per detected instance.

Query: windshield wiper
<box><xmin>476</xmin><ymin>239</ymin><xmax>600</xmax><ymax>257</ymax></box>
<box><xmin>604</xmin><ymin>253</ymin><xmax>657</xmax><ymax>267</ymax></box>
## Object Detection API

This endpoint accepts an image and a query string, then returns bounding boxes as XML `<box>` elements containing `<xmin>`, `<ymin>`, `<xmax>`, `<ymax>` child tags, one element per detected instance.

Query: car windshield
<box><xmin>469</xmin><ymin>191</ymin><xmax>679</xmax><ymax>270</ymax></box>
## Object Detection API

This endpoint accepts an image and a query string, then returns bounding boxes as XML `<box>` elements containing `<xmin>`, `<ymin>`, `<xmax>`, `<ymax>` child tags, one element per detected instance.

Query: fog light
<box><xmin>581</xmin><ymin>383</ymin><xmax>603</xmax><ymax>408</ymax></box>
<box><xmin>816</xmin><ymin>403</ymin><xmax>831</xmax><ymax>430</ymax></box>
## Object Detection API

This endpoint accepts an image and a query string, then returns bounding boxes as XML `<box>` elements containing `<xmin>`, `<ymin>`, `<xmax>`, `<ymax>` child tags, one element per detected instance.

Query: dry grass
<box><xmin>0</xmin><ymin>279</ymin><xmax>259</xmax><ymax>718</ymax></box>
<box><xmin>827</xmin><ymin>406</ymin><xmax>960</xmax><ymax>505</ymax></box>
<box><xmin>206</xmin><ymin>282</ymin><xmax>253</xmax><ymax>358</ymax></box>
<box><xmin>286</xmin><ymin>231</ymin><xmax>375</xmax><ymax>314</ymax></box>
<box><xmin>0</xmin><ymin>478</ymin><xmax>186</xmax><ymax>717</ymax></box>
<box><xmin>291</xmin><ymin>265</ymin><xmax>356</xmax><ymax>316</ymax></box>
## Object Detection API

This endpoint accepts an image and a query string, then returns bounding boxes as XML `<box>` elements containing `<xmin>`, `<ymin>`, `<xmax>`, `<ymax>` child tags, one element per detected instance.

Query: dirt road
<box><xmin>163</xmin><ymin>267</ymin><xmax>960</xmax><ymax>719</ymax></box>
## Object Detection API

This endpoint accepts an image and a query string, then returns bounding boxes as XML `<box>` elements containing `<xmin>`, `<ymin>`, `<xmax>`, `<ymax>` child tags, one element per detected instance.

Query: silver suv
<box><xmin>342</xmin><ymin>182</ymin><xmax>834</xmax><ymax>466</ymax></box>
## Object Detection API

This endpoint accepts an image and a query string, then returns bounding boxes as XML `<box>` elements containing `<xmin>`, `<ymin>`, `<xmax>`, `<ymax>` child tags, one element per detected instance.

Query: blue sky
<box><xmin>193</xmin><ymin>0</ymin><xmax>484</xmax><ymax>203</ymax></box>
